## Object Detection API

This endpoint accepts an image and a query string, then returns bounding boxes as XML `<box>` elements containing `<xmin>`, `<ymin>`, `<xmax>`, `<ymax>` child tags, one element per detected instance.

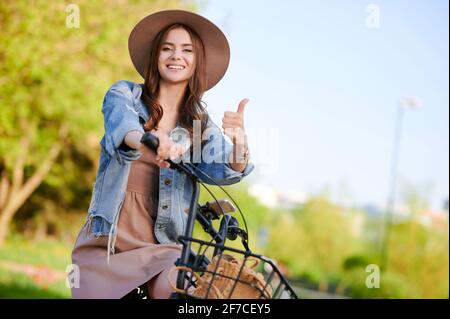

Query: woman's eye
<box><xmin>162</xmin><ymin>47</ymin><xmax>192</xmax><ymax>53</ymax></box>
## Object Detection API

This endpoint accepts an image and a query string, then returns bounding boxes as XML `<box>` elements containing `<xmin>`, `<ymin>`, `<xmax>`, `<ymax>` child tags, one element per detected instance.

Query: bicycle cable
<box><xmin>186</xmin><ymin>163</ymin><xmax>250</xmax><ymax>249</ymax></box>
<box><xmin>193</xmin><ymin>180</ymin><xmax>225</xmax><ymax>257</ymax></box>
<box><xmin>195</xmin><ymin>181</ymin><xmax>230</xmax><ymax>258</ymax></box>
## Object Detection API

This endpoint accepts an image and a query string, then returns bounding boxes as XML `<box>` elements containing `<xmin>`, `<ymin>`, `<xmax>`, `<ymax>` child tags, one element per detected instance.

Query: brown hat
<box><xmin>128</xmin><ymin>9</ymin><xmax>230</xmax><ymax>91</ymax></box>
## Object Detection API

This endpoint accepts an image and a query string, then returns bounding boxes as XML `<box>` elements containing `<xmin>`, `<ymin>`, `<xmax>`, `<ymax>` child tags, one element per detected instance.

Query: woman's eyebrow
<box><xmin>162</xmin><ymin>42</ymin><xmax>193</xmax><ymax>47</ymax></box>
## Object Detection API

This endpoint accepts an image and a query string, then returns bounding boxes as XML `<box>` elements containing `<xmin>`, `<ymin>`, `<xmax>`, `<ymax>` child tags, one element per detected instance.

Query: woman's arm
<box><xmin>194</xmin><ymin>117</ymin><xmax>254</xmax><ymax>186</ymax></box>
<box><xmin>228</xmin><ymin>142</ymin><xmax>249</xmax><ymax>173</ymax></box>
<box><xmin>101</xmin><ymin>80</ymin><xmax>144</xmax><ymax>164</ymax></box>
<box><xmin>124</xmin><ymin>130</ymin><xmax>143</xmax><ymax>150</ymax></box>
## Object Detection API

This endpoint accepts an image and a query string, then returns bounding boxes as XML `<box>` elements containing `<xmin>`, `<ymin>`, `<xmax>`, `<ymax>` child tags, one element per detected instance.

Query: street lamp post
<box><xmin>380</xmin><ymin>97</ymin><xmax>422</xmax><ymax>271</ymax></box>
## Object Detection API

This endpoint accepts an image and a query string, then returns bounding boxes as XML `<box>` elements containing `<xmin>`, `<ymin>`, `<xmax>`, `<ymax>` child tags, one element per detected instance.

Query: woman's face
<box><xmin>158</xmin><ymin>28</ymin><xmax>196</xmax><ymax>86</ymax></box>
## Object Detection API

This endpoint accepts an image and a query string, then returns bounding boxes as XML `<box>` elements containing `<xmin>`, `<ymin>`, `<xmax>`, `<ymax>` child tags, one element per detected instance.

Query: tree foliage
<box><xmin>0</xmin><ymin>0</ymin><xmax>198</xmax><ymax>245</ymax></box>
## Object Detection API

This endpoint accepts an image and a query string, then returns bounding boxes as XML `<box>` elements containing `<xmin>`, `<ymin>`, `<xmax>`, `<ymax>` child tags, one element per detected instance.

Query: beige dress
<box><xmin>71</xmin><ymin>156</ymin><xmax>182</xmax><ymax>299</ymax></box>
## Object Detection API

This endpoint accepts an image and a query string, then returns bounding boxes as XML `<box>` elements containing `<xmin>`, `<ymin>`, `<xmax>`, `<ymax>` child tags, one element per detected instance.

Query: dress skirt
<box><xmin>71</xmin><ymin>156</ymin><xmax>182</xmax><ymax>299</ymax></box>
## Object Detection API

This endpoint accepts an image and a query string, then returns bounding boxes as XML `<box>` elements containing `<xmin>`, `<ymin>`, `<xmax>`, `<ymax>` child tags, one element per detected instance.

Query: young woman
<box><xmin>70</xmin><ymin>10</ymin><xmax>254</xmax><ymax>299</ymax></box>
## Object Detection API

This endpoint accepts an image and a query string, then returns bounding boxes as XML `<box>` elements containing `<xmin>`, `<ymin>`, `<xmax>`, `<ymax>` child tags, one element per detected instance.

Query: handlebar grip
<box><xmin>140</xmin><ymin>132</ymin><xmax>192</xmax><ymax>174</ymax></box>
<box><xmin>140</xmin><ymin>132</ymin><xmax>159</xmax><ymax>153</ymax></box>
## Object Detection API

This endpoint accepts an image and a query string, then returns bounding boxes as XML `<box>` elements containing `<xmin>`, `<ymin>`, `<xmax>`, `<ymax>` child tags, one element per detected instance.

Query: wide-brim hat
<box><xmin>128</xmin><ymin>9</ymin><xmax>230</xmax><ymax>91</ymax></box>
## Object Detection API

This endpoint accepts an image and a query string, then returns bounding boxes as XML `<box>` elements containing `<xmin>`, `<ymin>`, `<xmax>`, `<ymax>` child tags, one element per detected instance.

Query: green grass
<box><xmin>0</xmin><ymin>233</ymin><xmax>73</xmax><ymax>269</ymax></box>
<box><xmin>0</xmin><ymin>268</ymin><xmax>70</xmax><ymax>299</ymax></box>
<box><xmin>0</xmin><ymin>234</ymin><xmax>73</xmax><ymax>299</ymax></box>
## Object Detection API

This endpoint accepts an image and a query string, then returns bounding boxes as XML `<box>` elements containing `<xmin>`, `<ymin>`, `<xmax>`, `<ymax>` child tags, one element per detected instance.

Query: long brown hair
<box><xmin>141</xmin><ymin>23</ymin><xmax>209</xmax><ymax>140</ymax></box>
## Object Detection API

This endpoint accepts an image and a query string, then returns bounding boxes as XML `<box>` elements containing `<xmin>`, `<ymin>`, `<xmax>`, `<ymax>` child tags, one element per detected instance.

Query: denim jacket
<box><xmin>85</xmin><ymin>80</ymin><xmax>254</xmax><ymax>263</ymax></box>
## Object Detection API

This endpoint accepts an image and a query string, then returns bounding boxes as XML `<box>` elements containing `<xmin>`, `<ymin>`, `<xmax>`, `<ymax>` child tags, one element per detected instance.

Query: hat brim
<box><xmin>128</xmin><ymin>10</ymin><xmax>230</xmax><ymax>91</ymax></box>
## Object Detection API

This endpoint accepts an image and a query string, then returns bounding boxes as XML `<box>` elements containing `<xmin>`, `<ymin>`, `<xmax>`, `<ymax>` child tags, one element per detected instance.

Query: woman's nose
<box><xmin>170</xmin><ymin>50</ymin><xmax>182</xmax><ymax>60</ymax></box>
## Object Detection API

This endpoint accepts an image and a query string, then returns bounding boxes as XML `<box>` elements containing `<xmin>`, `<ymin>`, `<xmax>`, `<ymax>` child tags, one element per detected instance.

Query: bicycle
<box><xmin>122</xmin><ymin>132</ymin><xmax>298</xmax><ymax>299</ymax></box>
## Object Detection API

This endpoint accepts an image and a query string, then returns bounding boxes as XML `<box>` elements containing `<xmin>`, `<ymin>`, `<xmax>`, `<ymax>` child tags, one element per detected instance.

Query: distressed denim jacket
<box><xmin>86</xmin><ymin>80</ymin><xmax>254</xmax><ymax>262</ymax></box>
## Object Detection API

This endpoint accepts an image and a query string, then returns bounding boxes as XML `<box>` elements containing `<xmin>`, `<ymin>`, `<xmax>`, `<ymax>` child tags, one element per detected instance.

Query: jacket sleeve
<box><xmin>193</xmin><ymin>116</ymin><xmax>254</xmax><ymax>186</ymax></box>
<box><xmin>101</xmin><ymin>80</ymin><xmax>144</xmax><ymax>165</ymax></box>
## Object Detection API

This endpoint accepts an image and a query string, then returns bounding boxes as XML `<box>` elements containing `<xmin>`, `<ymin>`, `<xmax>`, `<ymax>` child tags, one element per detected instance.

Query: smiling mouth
<box><xmin>167</xmin><ymin>65</ymin><xmax>185</xmax><ymax>70</ymax></box>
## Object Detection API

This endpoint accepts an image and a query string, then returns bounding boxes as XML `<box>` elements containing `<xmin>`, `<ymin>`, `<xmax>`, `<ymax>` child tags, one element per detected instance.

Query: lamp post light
<box><xmin>380</xmin><ymin>97</ymin><xmax>422</xmax><ymax>271</ymax></box>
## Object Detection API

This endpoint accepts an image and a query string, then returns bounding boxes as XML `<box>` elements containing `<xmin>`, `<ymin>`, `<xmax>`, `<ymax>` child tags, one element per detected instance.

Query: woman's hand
<box><xmin>140</xmin><ymin>129</ymin><xmax>186</xmax><ymax>168</ymax></box>
<box><xmin>222</xmin><ymin>98</ymin><xmax>249</xmax><ymax>146</ymax></box>
<box><xmin>222</xmin><ymin>98</ymin><xmax>250</xmax><ymax>172</ymax></box>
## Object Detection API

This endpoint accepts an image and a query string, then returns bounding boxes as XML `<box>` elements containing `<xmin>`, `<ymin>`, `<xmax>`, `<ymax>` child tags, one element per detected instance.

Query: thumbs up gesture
<box><xmin>222</xmin><ymin>98</ymin><xmax>249</xmax><ymax>146</ymax></box>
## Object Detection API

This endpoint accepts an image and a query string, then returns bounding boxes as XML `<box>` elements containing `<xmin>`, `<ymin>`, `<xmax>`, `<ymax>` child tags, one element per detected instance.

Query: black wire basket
<box><xmin>170</xmin><ymin>236</ymin><xmax>299</xmax><ymax>299</ymax></box>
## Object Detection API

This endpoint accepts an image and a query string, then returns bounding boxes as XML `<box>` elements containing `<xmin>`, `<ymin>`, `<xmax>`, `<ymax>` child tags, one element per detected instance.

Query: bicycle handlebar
<box><xmin>140</xmin><ymin>131</ymin><xmax>160</xmax><ymax>153</ymax></box>
<box><xmin>140</xmin><ymin>132</ymin><xmax>195</xmax><ymax>176</ymax></box>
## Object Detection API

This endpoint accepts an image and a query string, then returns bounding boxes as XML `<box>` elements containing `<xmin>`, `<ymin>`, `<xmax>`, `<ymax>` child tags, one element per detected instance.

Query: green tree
<box><xmin>386</xmin><ymin>183</ymin><xmax>449</xmax><ymax>298</ymax></box>
<box><xmin>265</xmin><ymin>194</ymin><xmax>364</xmax><ymax>282</ymax></box>
<box><xmin>0</xmin><ymin>0</ymin><xmax>198</xmax><ymax>246</ymax></box>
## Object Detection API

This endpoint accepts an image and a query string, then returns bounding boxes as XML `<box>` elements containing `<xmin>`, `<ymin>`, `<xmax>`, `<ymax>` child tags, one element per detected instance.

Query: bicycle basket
<box><xmin>169</xmin><ymin>236</ymin><xmax>298</xmax><ymax>299</ymax></box>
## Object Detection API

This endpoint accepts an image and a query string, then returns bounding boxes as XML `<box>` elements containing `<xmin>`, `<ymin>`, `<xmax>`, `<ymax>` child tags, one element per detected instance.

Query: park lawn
<box><xmin>0</xmin><ymin>234</ymin><xmax>73</xmax><ymax>298</ymax></box>
<box><xmin>0</xmin><ymin>268</ymin><xmax>70</xmax><ymax>299</ymax></box>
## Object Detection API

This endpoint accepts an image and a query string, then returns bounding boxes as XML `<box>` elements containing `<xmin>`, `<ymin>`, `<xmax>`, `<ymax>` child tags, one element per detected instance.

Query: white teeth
<box><xmin>168</xmin><ymin>65</ymin><xmax>185</xmax><ymax>70</ymax></box>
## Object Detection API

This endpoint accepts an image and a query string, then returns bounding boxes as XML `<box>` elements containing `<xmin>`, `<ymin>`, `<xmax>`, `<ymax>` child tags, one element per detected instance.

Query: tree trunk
<box><xmin>0</xmin><ymin>125</ymin><xmax>68</xmax><ymax>247</ymax></box>
<box><xmin>0</xmin><ymin>207</ymin><xmax>15</xmax><ymax>247</ymax></box>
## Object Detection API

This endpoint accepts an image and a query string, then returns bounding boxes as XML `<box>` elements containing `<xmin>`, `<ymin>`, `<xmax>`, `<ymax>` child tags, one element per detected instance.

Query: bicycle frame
<box><xmin>176</xmin><ymin>170</ymin><xmax>201</xmax><ymax>291</ymax></box>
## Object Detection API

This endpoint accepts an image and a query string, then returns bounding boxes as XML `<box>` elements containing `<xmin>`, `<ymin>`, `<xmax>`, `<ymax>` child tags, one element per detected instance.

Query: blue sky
<box><xmin>198</xmin><ymin>0</ymin><xmax>449</xmax><ymax>210</ymax></box>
